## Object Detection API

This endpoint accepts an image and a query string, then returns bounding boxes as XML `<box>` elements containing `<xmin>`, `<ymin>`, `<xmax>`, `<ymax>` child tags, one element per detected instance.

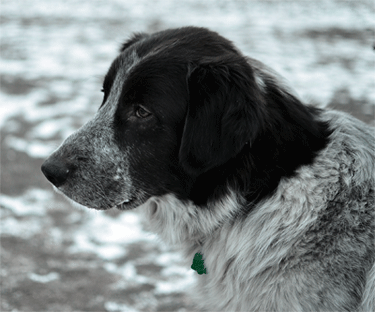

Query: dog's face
<box><xmin>41</xmin><ymin>27</ymin><xmax>266</xmax><ymax>210</ymax></box>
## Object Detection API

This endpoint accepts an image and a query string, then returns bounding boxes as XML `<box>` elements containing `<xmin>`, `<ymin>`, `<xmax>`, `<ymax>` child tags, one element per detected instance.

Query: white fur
<box><xmin>142</xmin><ymin>109</ymin><xmax>375</xmax><ymax>311</ymax></box>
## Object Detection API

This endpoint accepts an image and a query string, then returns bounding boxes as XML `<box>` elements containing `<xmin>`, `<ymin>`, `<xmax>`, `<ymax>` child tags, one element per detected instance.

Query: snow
<box><xmin>28</xmin><ymin>272</ymin><xmax>60</xmax><ymax>283</ymax></box>
<box><xmin>68</xmin><ymin>211</ymin><xmax>147</xmax><ymax>260</ymax></box>
<box><xmin>1</xmin><ymin>188</ymin><xmax>51</xmax><ymax>217</ymax></box>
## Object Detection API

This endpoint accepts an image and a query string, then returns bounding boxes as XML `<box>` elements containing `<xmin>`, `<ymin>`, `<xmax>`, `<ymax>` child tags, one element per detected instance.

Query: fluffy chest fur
<box><xmin>142</xmin><ymin>111</ymin><xmax>375</xmax><ymax>311</ymax></box>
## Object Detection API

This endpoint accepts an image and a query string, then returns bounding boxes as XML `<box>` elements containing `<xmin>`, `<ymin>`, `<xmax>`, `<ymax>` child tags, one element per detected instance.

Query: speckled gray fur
<box><xmin>49</xmin><ymin>51</ymin><xmax>142</xmax><ymax>209</ymax></box>
<box><xmin>45</xmin><ymin>40</ymin><xmax>374</xmax><ymax>311</ymax></box>
<box><xmin>142</xmin><ymin>110</ymin><xmax>375</xmax><ymax>311</ymax></box>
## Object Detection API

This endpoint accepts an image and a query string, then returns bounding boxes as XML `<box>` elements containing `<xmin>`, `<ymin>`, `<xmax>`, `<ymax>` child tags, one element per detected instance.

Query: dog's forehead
<box><xmin>117</xmin><ymin>50</ymin><xmax>141</xmax><ymax>77</ymax></box>
<box><xmin>99</xmin><ymin>50</ymin><xmax>141</xmax><ymax>114</ymax></box>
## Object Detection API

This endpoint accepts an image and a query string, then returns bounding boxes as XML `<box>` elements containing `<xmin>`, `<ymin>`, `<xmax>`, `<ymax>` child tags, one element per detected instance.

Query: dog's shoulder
<box><xmin>320</xmin><ymin>109</ymin><xmax>375</xmax><ymax>184</ymax></box>
<box><xmin>197</xmin><ymin>109</ymin><xmax>375</xmax><ymax>311</ymax></box>
<box><xmin>262</xmin><ymin>108</ymin><xmax>374</xmax><ymax>214</ymax></box>
<box><xmin>272</xmin><ymin>109</ymin><xmax>375</xmax><ymax>311</ymax></box>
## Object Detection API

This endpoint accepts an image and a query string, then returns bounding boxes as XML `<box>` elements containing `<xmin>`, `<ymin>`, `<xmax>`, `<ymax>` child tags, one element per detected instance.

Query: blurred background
<box><xmin>1</xmin><ymin>0</ymin><xmax>374</xmax><ymax>311</ymax></box>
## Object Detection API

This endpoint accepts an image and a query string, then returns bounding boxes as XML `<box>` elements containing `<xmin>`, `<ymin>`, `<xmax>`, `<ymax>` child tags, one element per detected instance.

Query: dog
<box><xmin>41</xmin><ymin>27</ymin><xmax>374</xmax><ymax>311</ymax></box>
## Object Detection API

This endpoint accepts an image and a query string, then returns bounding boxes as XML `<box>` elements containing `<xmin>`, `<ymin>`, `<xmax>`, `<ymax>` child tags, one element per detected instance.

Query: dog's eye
<box><xmin>135</xmin><ymin>106</ymin><xmax>152</xmax><ymax>118</ymax></box>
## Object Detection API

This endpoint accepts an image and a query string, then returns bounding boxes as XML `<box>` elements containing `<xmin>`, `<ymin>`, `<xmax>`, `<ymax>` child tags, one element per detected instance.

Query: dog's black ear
<box><xmin>179</xmin><ymin>55</ymin><xmax>266</xmax><ymax>176</ymax></box>
<box><xmin>120</xmin><ymin>33</ymin><xmax>149</xmax><ymax>52</ymax></box>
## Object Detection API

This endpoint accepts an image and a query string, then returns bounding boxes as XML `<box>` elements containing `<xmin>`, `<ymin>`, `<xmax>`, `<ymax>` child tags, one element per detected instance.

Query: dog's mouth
<box><xmin>53</xmin><ymin>185</ymin><xmax>145</xmax><ymax>211</ymax></box>
<box><xmin>114</xmin><ymin>196</ymin><xmax>145</xmax><ymax>211</ymax></box>
<box><xmin>115</xmin><ymin>198</ymin><xmax>133</xmax><ymax>210</ymax></box>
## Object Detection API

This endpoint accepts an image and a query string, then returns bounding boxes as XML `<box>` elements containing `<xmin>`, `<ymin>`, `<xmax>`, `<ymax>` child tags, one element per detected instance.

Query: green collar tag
<box><xmin>191</xmin><ymin>252</ymin><xmax>207</xmax><ymax>274</ymax></box>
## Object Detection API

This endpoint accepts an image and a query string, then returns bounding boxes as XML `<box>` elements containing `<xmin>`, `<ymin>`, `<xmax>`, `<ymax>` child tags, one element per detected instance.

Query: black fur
<box><xmin>110</xmin><ymin>27</ymin><xmax>331</xmax><ymax>207</ymax></box>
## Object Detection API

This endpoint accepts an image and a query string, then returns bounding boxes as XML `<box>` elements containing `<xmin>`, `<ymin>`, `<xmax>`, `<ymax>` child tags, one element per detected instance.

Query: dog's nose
<box><xmin>41</xmin><ymin>158</ymin><xmax>70</xmax><ymax>187</ymax></box>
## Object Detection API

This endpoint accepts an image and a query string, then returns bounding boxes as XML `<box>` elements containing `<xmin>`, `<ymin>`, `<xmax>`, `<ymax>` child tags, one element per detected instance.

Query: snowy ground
<box><xmin>1</xmin><ymin>0</ymin><xmax>374</xmax><ymax>311</ymax></box>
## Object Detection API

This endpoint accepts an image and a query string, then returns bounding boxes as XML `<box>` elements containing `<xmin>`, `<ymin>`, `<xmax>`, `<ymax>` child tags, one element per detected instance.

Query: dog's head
<box><xmin>40</xmin><ymin>27</ymin><xmax>265</xmax><ymax>209</ymax></box>
<box><xmin>41</xmin><ymin>26</ymin><xmax>328</xmax><ymax>210</ymax></box>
